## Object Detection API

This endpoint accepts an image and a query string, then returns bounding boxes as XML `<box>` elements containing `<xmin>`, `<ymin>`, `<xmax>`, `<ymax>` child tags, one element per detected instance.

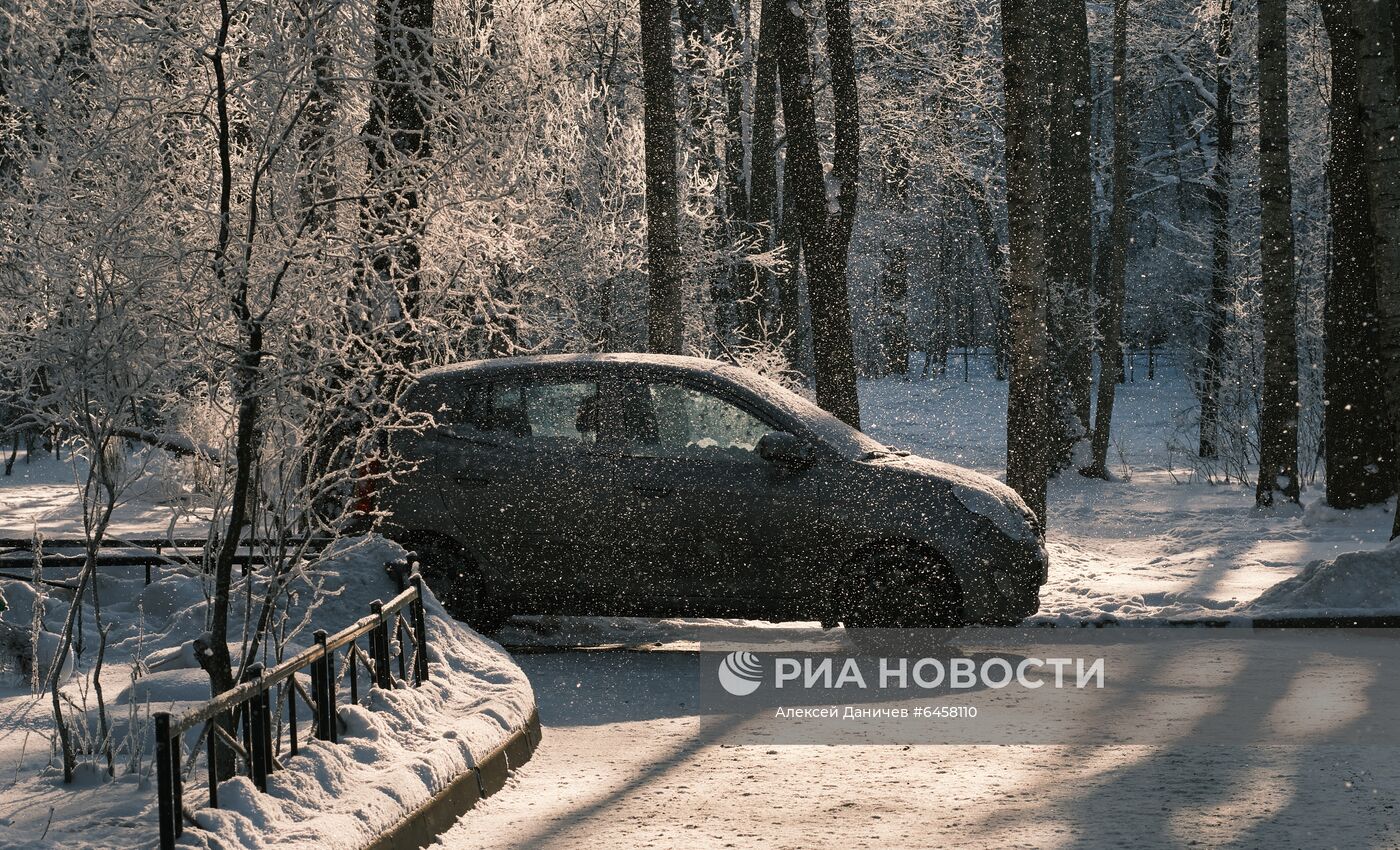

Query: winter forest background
<box><xmin>2</xmin><ymin>0</ymin><xmax>1400</xmax><ymax>530</ymax></box>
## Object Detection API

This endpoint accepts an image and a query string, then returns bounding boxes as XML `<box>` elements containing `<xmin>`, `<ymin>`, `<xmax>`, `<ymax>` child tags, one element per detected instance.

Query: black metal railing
<box><xmin>151</xmin><ymin>567</ymin><xmax>430</xmax><ymax>850</ymax></box>
<box><xmin>0</xmin><ymin>536</ymin><xmax>334</xmax><ymax>586</ymax></box>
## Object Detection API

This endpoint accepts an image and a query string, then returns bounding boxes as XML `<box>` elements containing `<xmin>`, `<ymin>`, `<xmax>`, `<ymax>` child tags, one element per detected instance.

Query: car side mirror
<box><xmin>757</xmin><ymin>432</ymin><xmax>813</xmax><ymax>467</ymax></box>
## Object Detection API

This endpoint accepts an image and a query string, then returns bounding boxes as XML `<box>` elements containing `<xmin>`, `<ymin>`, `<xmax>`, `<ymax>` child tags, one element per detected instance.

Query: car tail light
<box><xmin>353</xmin><ymin>457</ymin><xmax>383</xmax><ymax>518</ymax></box>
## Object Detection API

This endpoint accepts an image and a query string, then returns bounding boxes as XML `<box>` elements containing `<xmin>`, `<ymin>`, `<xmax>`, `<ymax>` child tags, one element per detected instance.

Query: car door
<box><xmin>429</xmin><ymin>375</ymin><xmax>617</xmax><ymax>611</ymax></box>
<box><xmin>606</xmin><ymin>376</ymin><xmax>795</xmax><ymax>615</ymax></box>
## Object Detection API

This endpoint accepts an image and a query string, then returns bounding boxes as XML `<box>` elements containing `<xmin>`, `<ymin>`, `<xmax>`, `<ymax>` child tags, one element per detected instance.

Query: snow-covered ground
<box><xmin>0</xmin><ymin>538</ymin><xmax>534</xmax><ymax>850</ymax></box>
<box><xmin>0</xmin><ymin>448</ymin><xmax>212</xmax><ymax>540</ymax></box>
<box><xmin>857</xmin><ymin>358</ymin><xmax>1396</xmax><ymax>622</ymax></box>
<box><xmin>441</xmin><ymin>647</ymin><xmax>1400</xmax><ymax>850</ymax></box>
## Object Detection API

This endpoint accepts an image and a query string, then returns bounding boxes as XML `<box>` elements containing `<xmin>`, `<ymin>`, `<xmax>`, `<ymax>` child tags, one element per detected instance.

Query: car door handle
<box><xmin>633</xmin><ymin>484</ymin><xmax>672</xmax><ymax>497</ymax></box>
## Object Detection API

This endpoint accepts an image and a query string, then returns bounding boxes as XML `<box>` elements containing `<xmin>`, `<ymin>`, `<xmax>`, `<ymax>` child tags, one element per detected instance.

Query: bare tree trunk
<box><xmin>1000</xmin><ymin>0</ymin><xmax>1052</xmax><ymax>523</ymax></box>
<box><xmin>878</xmin><ymin>240</ymin><xmax>911</xmax><ymax>375</ymax></box>
<box><xmin>201</xmin><ymin>0</ymin><xmax>262</xmax><ymax>786</ymax></box>
<box><xmin>774</xmin><ymin>0</ymin><xmax>861</xmax><ymax>427</ymax></box>
<box><xmin>363</xmin><ymin>0</ymin><xmax>434</xmax><ymax>364</ymax></box>
<box><xmin>877</xmin><ymin>143</ymin><xmax>912</xmax><ymax>377</ymax></box>
<box><xmin>1351</xmin><ymin>0</ymin><xmax>1400</xmax><ymax>535</ymax></box>
<box><xmin>677</xmin><ymin>0</ymin><xmax>733</xmax><ymax>349</ymax></box>
<box><xmin>708</xmin><ymin>0</ymin><xmax>752</xmax><ymax>338</ymax></box>
<box><xmin>775</xmin><ymin>165</ymin><xmax>805</xmax><ymax>366</ymax></box>
<box><xmin>641</xmin><ymin>0</ymin><xmax>684</xmax><ymax>354</ymax></box>
<box><xmin>300</xmin><ymin>3</ymin><xmax>339</xmax><ymax>233</ymax></box>
<box><xmin>1044</xmin><ymin>0</ymin><xmax>1094</xmax><ymax>459</ymax></box>
<box><xmin>1199</xmin><ymin>0</ymin><xmax>1234</xmax><ymax>459</ymax></box>
<box><xmin>749</xmin><ymin>0</ymin><xmax>781</xmax><ymax>334</ymax></box>
<box><xmin>1319</xmin><ymin>0</ymin><xmax>1392</xmax><ymax>507</ymax></box>
<box><xmin>966</xmin><ymin>180</ymin><xmax>1010</xmax><ymax>380</ymax></box>
<box><xmin>1084</xmin><ymin>0</ymin><xmax>1131</xmax><ymax>481</ymax></box>
<box><xmin>1255</xmin><ymin>0</ymin><xmax>1301</xmax><ymax>507</ymax></box>
<box><xmin>4</xmin><ymin>431</ymin><xmax>17</xmax><ymax>476</ymax></box>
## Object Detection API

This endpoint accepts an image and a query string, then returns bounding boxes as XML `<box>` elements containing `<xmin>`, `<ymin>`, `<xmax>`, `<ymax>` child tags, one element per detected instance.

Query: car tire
<box><xmin>408</xmin><ymin>536</ymin><xmax>509</xmax><ymax>635</ymax></box>
<box><xmin>839</xmin><ymin>543</ymin><xmax>965</xmax><ymax>652</ymax></box>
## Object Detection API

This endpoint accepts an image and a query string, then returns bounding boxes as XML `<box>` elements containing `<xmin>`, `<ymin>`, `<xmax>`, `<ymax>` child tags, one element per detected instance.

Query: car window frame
<box><xmin>607</xmin><ymin>370</ymin><xmax>799</xmax><ymax>463</ymax></box>
<box><xmin>430</xmin><ymin>372</ymin><xmax>608</xmax><ymax>454</ymax></box>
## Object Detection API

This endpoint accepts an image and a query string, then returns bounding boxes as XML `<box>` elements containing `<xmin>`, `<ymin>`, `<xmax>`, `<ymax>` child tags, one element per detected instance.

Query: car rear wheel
<box><xmin>409</xmin><ymin>536</ymin><xmax>509</xmax><ymax>635</ymax></box>
<box><xmin>839</xmin><ymin>543</ymin><xmax>965</xmax><ymax>651</ymax></box>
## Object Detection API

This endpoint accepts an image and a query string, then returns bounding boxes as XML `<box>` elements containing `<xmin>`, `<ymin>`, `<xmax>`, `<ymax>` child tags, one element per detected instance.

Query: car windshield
<box><xmin>721</xmin><ymin>367</ymin><xmax>887</xmax><ymax>460</ymax></box>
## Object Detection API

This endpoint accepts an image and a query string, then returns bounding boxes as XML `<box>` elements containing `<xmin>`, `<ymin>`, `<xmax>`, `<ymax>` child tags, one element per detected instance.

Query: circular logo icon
<box><xmin>717</xmin><ymin>650</ymin><xmax>763</xmax><ymax>696</ymax></box>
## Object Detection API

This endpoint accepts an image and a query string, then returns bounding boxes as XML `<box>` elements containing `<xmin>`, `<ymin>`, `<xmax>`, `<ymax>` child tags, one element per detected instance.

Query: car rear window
<box><xmin>414</xmin><ymin>378</ymin><xmax>599</xmax><ymax>449</ymax></box>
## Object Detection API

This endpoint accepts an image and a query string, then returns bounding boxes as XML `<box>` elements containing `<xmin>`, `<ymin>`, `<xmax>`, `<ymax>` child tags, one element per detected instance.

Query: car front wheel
<box><xmin>839</xmin><ymin>543</ymin><xmax>965</xmax><ymax>649</ymax></box>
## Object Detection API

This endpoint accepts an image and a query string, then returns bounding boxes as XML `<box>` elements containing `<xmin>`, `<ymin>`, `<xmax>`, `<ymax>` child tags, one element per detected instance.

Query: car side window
<box><xmin>619</xmin><ymin>381</ymin><xmax>778</xmax><ymax>463</ymax></box>
<box><xmin>442</xmin><ymin>380</ymin><xmax>599</xmax><ymax>449</ymax></box>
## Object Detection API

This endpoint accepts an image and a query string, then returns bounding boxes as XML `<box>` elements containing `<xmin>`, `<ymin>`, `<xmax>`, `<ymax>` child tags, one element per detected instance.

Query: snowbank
<box><xmin>1246</xmin><ymin>542</ymin><xmax>1400</xmax><ymax>617</ymax></box>
<box><xmin>0</xmin><ymin>536</ymin><xmax>534</xmax><ymax>850</ymax></box>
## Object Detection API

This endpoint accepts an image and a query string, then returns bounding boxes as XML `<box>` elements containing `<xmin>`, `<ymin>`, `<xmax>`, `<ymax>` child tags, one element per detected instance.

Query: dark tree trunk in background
<box><xmin>774</xmin><ymin>0</ymin><xmax>861</xmax><ymax>427</ymax></box>
<box><xmin>1084</xmin><ymin>0</ymin><xmax>1131</xmax><ymax>481</ymax></box>
<box><xmin>678</xmin><ymin>0</ymin><xmax>705</xmax><ymax>44</ymax></box>
<box><xmin>877</xmin><ymin>145</ymin><xmax>912</xmax><ymax>376</ymax></box>
<box><xmin>300</xmin><ymin>6</ymin><xmax>339</xmax><ymax>233</ymax></box>
<box><xmin>0</xmin><ymin>19</ymin><xmax>17</xmax><ymax>197</ymax></box>
<box><xmin>1319</xmin><ymin>0</ymin><xmax>1393</xmax><ymax>507</ymax></box>
<box><xmin>878</xmin><ymin>240</ymin><xmax>911</xmax><ymax>375</ymax></box>
<box><xmin>709</xmin><ymin>0</ymin><xmax>747</xmax><ymax>227</ymax></box>
<box><xmin>1199</xmin><ymin>0</ymin><xmax>1234</xmax><ymax>459</ymax></box>
<box><xmin>1044</xmin><ymin>0</ymin><xmax>1095</xmax><ymax>462</ymax></box>
<box><xmin>1351</xmin><ymin>0</ymin><xmax>1400</xmax><ymax>536</ymax></box>
<box><xmin>750</xmin><ymin>0</ymin><xmax>780</xmax><ymax>251</ymax></box>
<box><xmin>364</xmin><ymin>0</ymin><xmax>434</xmax><ymax>364</ymax></box>
<box><xmin>1000</xmin><ymin>0</ymin><xmax>1052</xmax><ymax>524</ymax></box>
<box><xmin>967</xmin><ymin>180</ymin><xmax>1010</xmax><ymax>380</ymax></box>
<box><xmin>775</xmin><ymin>165</ymin><xmax>805</xmax><ymax>367</ymax></box>
<box><xmin>641</xmin><ymin>0</ymin><xmax>684</xmax><ymax>354</ymax></box>
<box><xmin>1255</xmin><ymin>0</ymin><xmax>1301</xmax><ymax>507</ymax></box>
<box><xmin>677</xmin><ymin>0</ymin><xmax>733</xmax><ymax>347</ymax></box>
<box><xmin>709</xmin><ymin>0</ymin><xmax>753</xmax><ymax>337</ymax></box>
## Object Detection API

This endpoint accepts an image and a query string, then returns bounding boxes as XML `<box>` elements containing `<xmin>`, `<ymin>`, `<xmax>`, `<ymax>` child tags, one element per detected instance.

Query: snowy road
<box><xmin>439</xmin><ymin>645</ymin><xmax>1400</xmax><ymax>850</ymax></box>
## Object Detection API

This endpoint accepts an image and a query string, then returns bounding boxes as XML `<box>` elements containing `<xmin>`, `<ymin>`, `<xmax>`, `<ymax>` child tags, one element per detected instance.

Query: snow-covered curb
<box><xmin>363</xmin><ymin>709</ymin><xmax>541</xmax><ymax>850</ymax></box>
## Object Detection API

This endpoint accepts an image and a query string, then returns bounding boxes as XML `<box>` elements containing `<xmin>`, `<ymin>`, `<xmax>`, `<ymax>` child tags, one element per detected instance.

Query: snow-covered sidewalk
<box><xmin>440</xmin><ymin>648</ymin><xmax>1400</xmax><ymax>850</ymax></box>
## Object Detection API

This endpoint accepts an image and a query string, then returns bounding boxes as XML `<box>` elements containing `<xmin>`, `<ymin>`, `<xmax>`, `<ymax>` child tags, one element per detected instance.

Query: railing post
<box><xmin>206</xmin><ymin>714</ymin><xmax>222</xmax><ymax>809</ymax></box>
<box><xmin>287</xmin><ymin>682</ymin><xmax>298</xmax><ymax>758</ymax></box>
<box><xmin>410</xmin><ymin>573</ymin><xmax>429</xmax><ymax>686</ymax></box>
<box><xmin>245</xmin><ymin>664</ymin><xmax>268</xmax><ymax>792</ymax></box>
<box><xmin>370</xmin><ymin>600</ymin><xmax>392</xmax><ymax>689</ymax></box>
<box><xmin>349</xmin><ymin>643</ymin><xmax>359</xmax><ymax>706</ymax></box>
<box><xmin>313</xmin><ymin>630</ymin><xmax>336</xmax><ymax>743</ymax></box>
<box><xmin>366</xmin><ymin>603</ymin><xmax>381</xmax><ymax>689</ymax></box>
<box><xmin>172</xmin><ymin>733</ymin><xmax>184</xmax><ymax>839</ymax></box>
<box><xmin>261</xmin><ymin>682</ymin><xmax>274</xmax><ymax>775</ymax></box>
<box><xmin>396</xmin><ymin>613</ymin><xmax>408</xmax><ymax>683</ymax></box>
<box><xmin>155</xmin><ymin>712</ymin><xmax>176</xmax><ymax>850</ymax></box>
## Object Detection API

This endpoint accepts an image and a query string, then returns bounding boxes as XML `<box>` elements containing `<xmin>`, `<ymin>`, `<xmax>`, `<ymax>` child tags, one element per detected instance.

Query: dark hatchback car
<box><xmin>381</xmin><ymin>354</ymin><xmax>1047</xmax><ymax>633</ymax></box>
